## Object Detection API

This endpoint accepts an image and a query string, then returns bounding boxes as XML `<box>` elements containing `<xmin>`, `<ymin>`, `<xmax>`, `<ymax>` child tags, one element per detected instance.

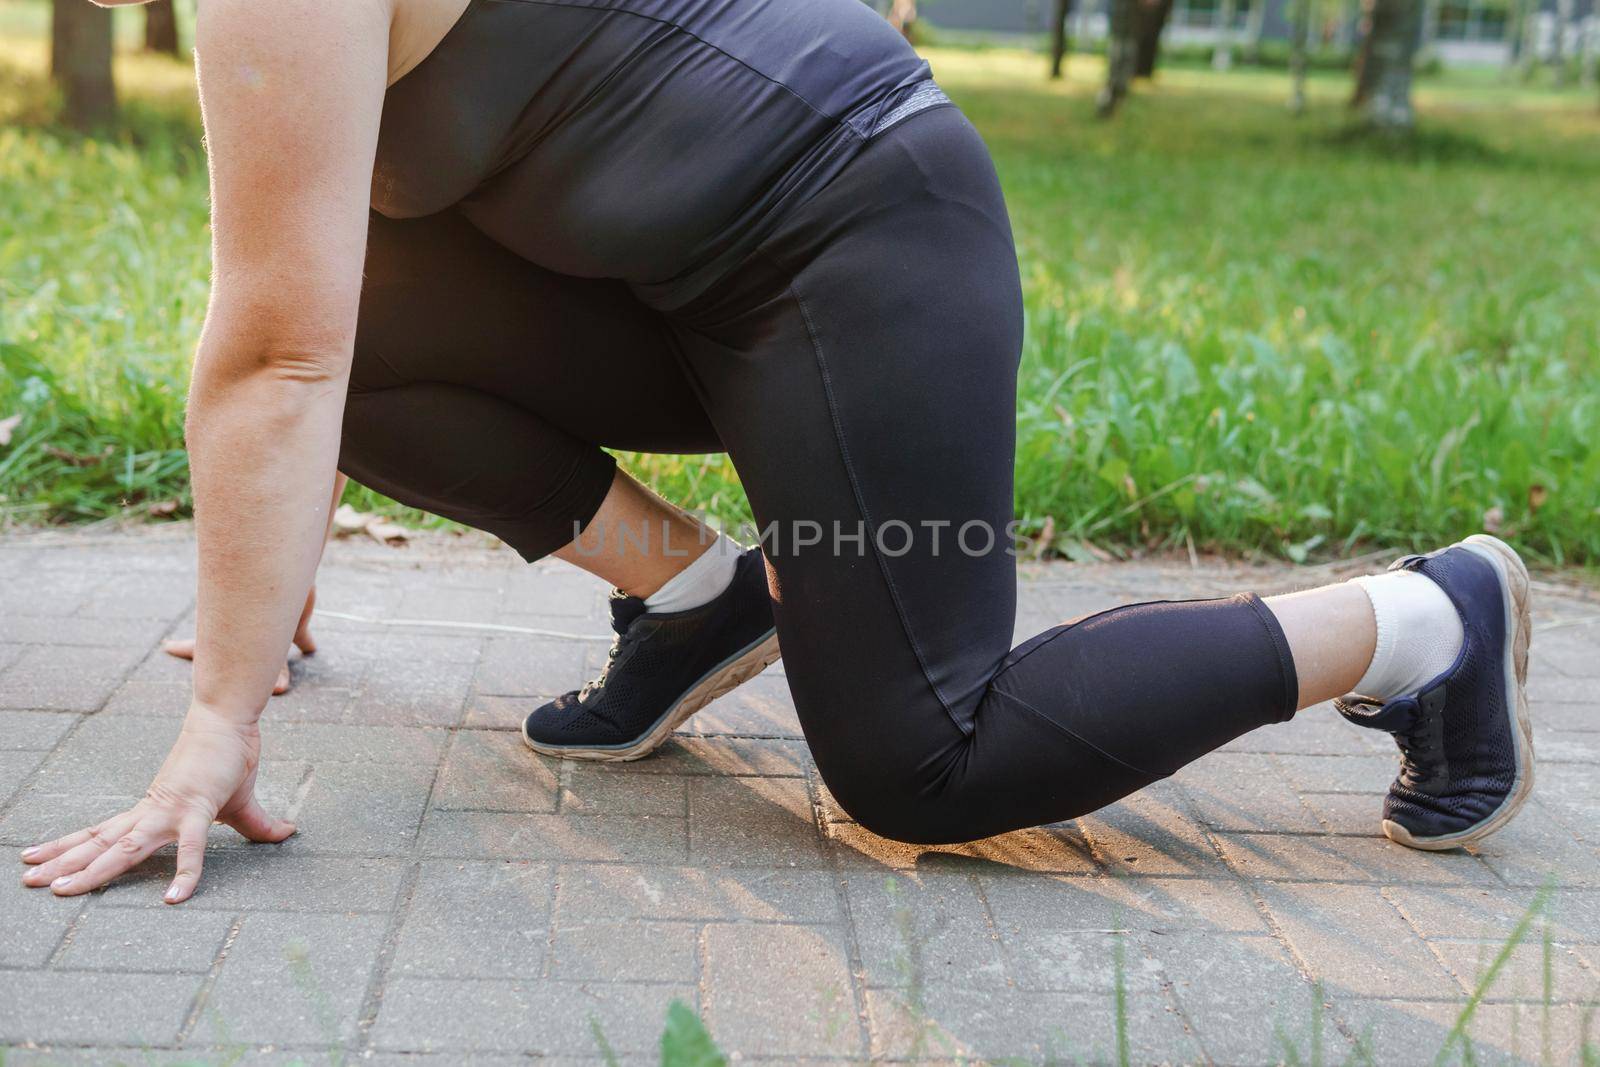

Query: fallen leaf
<box><xmin>365</xmin><ymin>519</ymin><xmax>410</xmax><ymax>544</ymax></box>
<box><xmin>1528</xmin><ymin>484</ymin><xmax>1548</xmax><ymax>514</ymax></box>
<box><xmin>43</xmin><ymin>444</ymin><xmax>113</xmax><ymax>467</ymax></box>
<box><xmin>333</xmin><ymin>504</ymin><xmax>371</xmax><ymax>536</ymax></box>
<box><xmin>1482</xmin><ymin>505</ymin><xmax>1505</xmax><ymax>533</ymax></box>
<box><xmin>0</xmin><ymin>413</ymin><xmax>20</xmax><ymax>447</ymax></box>
<box><xmin>147</xmin><ymin>499</ymin><xmax>181</xmax><ymax>517</ymax></box>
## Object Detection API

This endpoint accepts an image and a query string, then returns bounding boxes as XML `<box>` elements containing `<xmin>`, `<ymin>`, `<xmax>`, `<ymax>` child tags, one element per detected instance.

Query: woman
<box><xmin>22</xmin><ymin>0</ymin><xmax>1533</xmax><ymax>905</ymax></box>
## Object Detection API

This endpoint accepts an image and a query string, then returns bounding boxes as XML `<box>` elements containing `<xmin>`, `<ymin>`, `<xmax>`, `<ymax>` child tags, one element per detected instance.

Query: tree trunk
<box><xmin>144</xmin><ymin>0</ymin><xmax>180</xmax><ymax>56</ymax></box>
<box><xmin>1133</xmin><ymin>0</ymin><xmax>1175</xmax><ymax>77</ymax></box>
<box><xmin>1049</xmin><ymin>0</ymin><xmax>1075</xmax><ymax>78</ymax></box>
<box><xmin>51</xmin><ymin>0</ymin><xmax>115</xmax><ymax>130</ymax></box>
<box><xmin>1243</xmin><ymin>0</ymin><xmax>1268</xmax><ymax>62</ymax></box>
<box><xmin>1098</xmin><ymin>0</ymin><xmax>1139</xmax><ymax>114</ymax></box>
<box><xmin>1290</xmin><ymin>0</ymin><xmax>1312</xmax><ymax>112</ymax></box>
<box><xmin>1214</xmin><ymin>0</ymin><xmax>1238</xmax><ymax>68</ymax></box>
<box><xmin>1352</xmin><ymin>0</ymin><xmax>1422</xmax><ymax>128</ymax></box>
<box><xmin>1552</xmin><ymin>0</ymin><xmax>1573</xmax><ymax>85</ymax></box>
<box><xmin>888</xmin><ymin>0</ymin><xmax>918</xmax><ymax>39</ymax></box>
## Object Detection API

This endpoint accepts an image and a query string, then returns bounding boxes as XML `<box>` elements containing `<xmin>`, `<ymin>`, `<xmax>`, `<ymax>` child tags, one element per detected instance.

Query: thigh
<box><xmin>671</xmin><ymin>108</ymin><xmax>1024</xmax><ymax>793</ymax></box>
<box><xmin>357</xmin><ymin>209</ymin><xmax>720</xmax><ymax>454</ymax></box>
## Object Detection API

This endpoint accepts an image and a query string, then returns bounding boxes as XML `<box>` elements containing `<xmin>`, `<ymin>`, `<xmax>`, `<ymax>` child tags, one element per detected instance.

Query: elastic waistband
<box><xmin>867</xmin><ymin>80</ymin><xmax>952</xmax><ymax>139</ymax></box>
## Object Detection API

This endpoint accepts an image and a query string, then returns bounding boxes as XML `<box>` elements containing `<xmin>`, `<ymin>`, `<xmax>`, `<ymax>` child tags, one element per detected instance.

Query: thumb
<box><xmin>222</xmin><ymin>797</ymin><xmax>296</xmax><ymax>844</ymax></box>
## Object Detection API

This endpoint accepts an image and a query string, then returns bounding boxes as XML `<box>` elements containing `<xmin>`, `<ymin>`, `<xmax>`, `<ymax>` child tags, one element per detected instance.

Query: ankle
<box><xmin>1350</xmin><ymin>570</ymin><xmax>1464</xmax><ymax>701</ymax></box>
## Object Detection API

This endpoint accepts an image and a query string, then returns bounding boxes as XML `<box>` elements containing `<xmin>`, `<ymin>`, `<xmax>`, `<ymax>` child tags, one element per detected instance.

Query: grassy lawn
<box><xmin>2</xmin><ymin>19</ymin><xmax>1597</xmax><ymax>564</ymax></box>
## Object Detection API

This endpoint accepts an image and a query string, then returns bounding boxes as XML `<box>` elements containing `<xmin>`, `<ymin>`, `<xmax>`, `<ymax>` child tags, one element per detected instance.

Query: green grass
<box><xmin>2</xmin><ymin>22</ymin><xmax>1598</xmax><ymax>564</ymax></box>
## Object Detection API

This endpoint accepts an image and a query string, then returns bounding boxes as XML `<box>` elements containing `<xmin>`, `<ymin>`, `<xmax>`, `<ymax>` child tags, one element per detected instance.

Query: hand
<box><xmin>163</xmin><ymin>585</ymin><xmax>319</xmax><ymax>695</ymax></box>
<box><xmin>19</xmin><ymin>707</ymin><xmax>295</xmax><ymax>903</ymax></box>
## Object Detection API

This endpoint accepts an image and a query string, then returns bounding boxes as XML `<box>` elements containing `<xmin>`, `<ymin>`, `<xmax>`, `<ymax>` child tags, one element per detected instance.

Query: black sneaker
<box><xmin>1336</xmin><ymin>535</ymin><xmax>1535</xmax><ymax>850</ymax></box>
<box><xmin>522</xmin><ymin>547</ymin><xmax>780</xmax><ymax>761</ymax></box>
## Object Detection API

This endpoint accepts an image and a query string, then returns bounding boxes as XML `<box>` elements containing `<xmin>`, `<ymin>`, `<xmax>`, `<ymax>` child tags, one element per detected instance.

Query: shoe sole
<box><xmin>521</xmin><ymin>629</ymin><xmax>782</xmax><ymax>763</ymax></box>
<box><xmin>1382</xmin><ymin>533</ymin><xmax>1536</xmax><ymax>851</ymax></box>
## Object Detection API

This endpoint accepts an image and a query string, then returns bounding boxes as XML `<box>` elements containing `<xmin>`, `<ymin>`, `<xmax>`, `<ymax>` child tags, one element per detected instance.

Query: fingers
<box><xmin>54</xmin><ymin>826</ymin><xmax>172</xmax><ymax>897</ymax></box>
<box><xmin>165</xmin><ymin>813</ymin><xmax>212</xmax><ymax>904</ymax></box>
<box><xmin>20</xmin><ymin>813</ymin><xmax>137</xmax><ymax>887</ymax></box>
<box><xmin>221</xmin><ymin>796</ymin><xmax>296</xmax><ymax>844</ymax></box>
<box><xmin>162</xmin><ymin>637</ymin><xmax>198</xmax><ymax>661</ymax></box>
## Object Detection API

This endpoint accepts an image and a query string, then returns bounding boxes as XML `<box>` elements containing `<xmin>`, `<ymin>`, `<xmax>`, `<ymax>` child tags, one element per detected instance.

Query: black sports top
<box><xmin>372</xmin><ymin>0</ymin><xmax>941</xmax><ymax>311</ymax></box>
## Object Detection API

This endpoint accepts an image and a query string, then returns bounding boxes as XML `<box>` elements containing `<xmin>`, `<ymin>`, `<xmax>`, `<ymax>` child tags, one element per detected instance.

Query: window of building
<box><xmin>1437</xmin><ymin>0</ymin><xmax>1511</xmax><ymax>40</ymax></box>
<box><xmin>1172</xmin><ymin>0</ymin><xmax>1257</xmax><ymax>30</ymax></box>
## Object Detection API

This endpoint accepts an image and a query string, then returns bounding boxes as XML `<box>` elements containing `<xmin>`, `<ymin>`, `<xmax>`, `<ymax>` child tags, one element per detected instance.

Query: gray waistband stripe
<box><xmin>868</xmin><ymin>81</ymin><xmax>952</xmax><ymax>139</ymax></box>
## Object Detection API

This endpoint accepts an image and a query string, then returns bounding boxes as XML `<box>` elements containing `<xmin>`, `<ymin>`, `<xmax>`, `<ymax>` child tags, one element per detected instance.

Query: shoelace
<box><xmin>577</xmin><ymin>616</ymin><xmax>639</xmax><ymax>703</ymax></box>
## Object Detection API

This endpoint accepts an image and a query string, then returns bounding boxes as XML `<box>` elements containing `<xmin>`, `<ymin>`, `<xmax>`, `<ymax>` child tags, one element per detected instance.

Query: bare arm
<box><xmin>21</xmin><ymin>0</ymin><xmax>392</xmax><ymax>903</ymax></box>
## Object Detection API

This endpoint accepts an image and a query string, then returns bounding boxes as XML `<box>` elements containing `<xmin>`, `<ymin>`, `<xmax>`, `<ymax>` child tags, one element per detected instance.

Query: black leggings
<box><xmin>342</xmin><ymin>108</ymin><xmax>1299</xmax><ymax>844</ymax></box>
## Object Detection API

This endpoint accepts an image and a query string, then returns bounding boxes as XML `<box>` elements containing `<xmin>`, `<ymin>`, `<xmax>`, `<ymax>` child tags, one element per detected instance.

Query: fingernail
<box><xmin>51</xmin><ymin>876</ymin><xmax>73</xmax><ymax>890</ymax></box>
<box><xmin>20</xmin><ymin>846</ymin><xmax>40</xmax><ymax>861</ymax></box>
<box><xmin>164</xmin><ymin>884</ymin><xmax>182</xmax><ymax>903</ymax></box>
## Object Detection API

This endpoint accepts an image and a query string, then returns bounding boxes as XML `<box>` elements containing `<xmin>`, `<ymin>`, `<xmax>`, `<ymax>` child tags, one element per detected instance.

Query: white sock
<box><xmin>643</xmin><ymin>532</ymin><xmax>741</xmax><ymax>613</ymax></box>
<box><xmin>1350</xmin><ymin>569</ymin><xmax>1464</xmax><ymax>701</ymax></box>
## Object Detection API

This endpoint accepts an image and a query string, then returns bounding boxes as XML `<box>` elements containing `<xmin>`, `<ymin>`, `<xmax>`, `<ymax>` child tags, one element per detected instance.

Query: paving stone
<box><xmin>192</xmin><ymin>911</ymin><xmax>388</xmax><ymax>1045</ymax></box>
<box><xmin>462</xmin><ymin>692</ymin><xmax>541</xmax><ymax>729</ymax></box>
<box><xmin>431</xmin><ymin>729</ymin><xmax>559</xmax><ymax>812</ymax></box>
<box><xmin>1174</xmin><ymin>750</ymin><xmax>1325</xmax><ymax>833</ymax></box>
<box><xmin>688</xmin><ymin>776</ymin><xmax>826</xmax><ymax>867</ymax></box>
<box><xmin>372</xmin><ymin>977</ymin><xmax>690</xmax><ymax>1054</ymax></box>
<box><xmin>633</xmin><ymin>735</ymin><xmax>810</xmax><ymax>777</ymax></box>
<box><xmin>289</xmin><ymin>759</ymin><xmax>436</xmax><ymax>852</ymax></box>
<box><xmin>560</xmin><ymin>765</ymin><xmax>688</xmax><ymax>816</ymax></box>
<box><xmin>1073</xmin><ymin>781</ymin><xmax>1222</xmax><ymax>876</ymax></box>
<box><xmin>396</xmin><ymin>584</ymin><xmax>505</xmax><ymax>623</ymax></box>
<box><xmin>1215</xmin><ymin>831</ymin><xmax>1501</xmax><ymax>885</ymax></box>
<box><xmin>419</xmin><ymin>810</ymin><xmax>688</xmax><ymax>862</ymax></box>
<box><xmin>496</xmin><ymin>563</ymin><xmax>607</xmax><ymax>618</ymax></box>
<box><xmin>1474</xmin><ymin>802</ymin><xmax>1600</xmax><ymax>888</ymax></box>
<box><xmin>0</xmin><ymin>971</ymin><xmax>201</xmax><ymax>1046</ymax></box>
<box><xmin>842</xmin><ymin>868</ymin><xmax>1008</xmax><ymax>990</ymax></box>
<box><xmin>1219</xmin><ymin>709</ymin><xmax>1389</xmax><ymax>755</ymax></box>
<box><xmin>1273</xmin><ymin>753</ymin><xmax>1401</xmax><ymax>794</ymax></box>
<box><xmin>0</xmin><ymin>710</ymin><xmax>79</xmax><ymax>750</ymax></box>
<box><xmin>262</xmin><ymin>722</ymin><xmax>446</xmax><ymax>765</ymax></box>
<box><xmin>0</xmin><ymin>791</ymin><xmax>136</xmax><ymax>846</ymax></box>
<box><xmin>980</xmin><ymin>873</ymin><xmax>1268</xmax><ymax>937</ymax></box>
<box><xmin>92</xmin><ymin>852</ymin><xmax>409</xmax><ymax>912</ymax></box>
<box><xmin>552</xmin><ymin>864</ymin><xmax>842</xmax><ymax>924</ymax></box>
<box><xmin>826</xmin><ymin>819</ymin><xmax>1099</xmax><ymax>874</ymax></box>
<box><xmin>0</xmin><ymin>748</ymin><xmax>45</xmax><ymax>805</ymax></box>
<box><xmin>358</xmin><ymin>658</ymin><xmax>476</xmax><ymax>726</ymax></box>
<box><xmin>1537</xmin><ymin>728</ymin><xmax>1600</xmax><ymax>763</ymax></box>
<box><xmin>1527</xmin><ymin>673</ymin><xmax>1597</xmax><ymax>704</ymax></box>
<box><xmin>54</xmin><ymin>905</ymin><xmax>234</xmax><ymax>972</ymax></box>
<box><xmin>864</xmin><ymin>983</ymin><xmax>1199</xmax><ymax>1062</ymax></box>
<box><xmin>27</xmin><ymin>714</ymin><xmax>180</xmax><ymax>794</ymax></box>
<box><xmin>1148</xmin><ymin>932</ymin><xmax>1349</xmax><ymax>1065</ymax></box>
<box><xmin>0</xmin><ymin>644</ymin><xmax>145</xmax><ymax>711</ymax></box>
<box><xmin>1334</xmin><ymin>998</ymin><xmax>1597</xmax><ymax>1066</ymax></box>
<box><xmin>474</xmin><ymin>636</ymin><xmax>591</xmax><ymax>697</ymax></box>
<box><xmin>1257</xmin><ymin>882</ymin><xmax>1457</xmax><ymax>998</ymax></box>
<box><xmin>0</xmin><ymin>846</ymin><xmax>85</xmax><ymax>965</ymax></box>
<box><xmin>1432</xmin><ymin>938</ymin><xmax>1600</xmax><ymax>1003</ymax></box>
<box><xmin>390</xmin><ymin>860</ymin><xmax>553</xmax><ymax>978</ymax></box>
<box><xmin>550</xmin><ymin>918</ymin><xmax>698</xmax><ymax>982</ymax></box>
<box><xmin>0</xmin><ymin>616</ymin><xmax>171</xmax><ymax>647</ymax></box>
<box><xmin>1385</xmin><ymin>885</ymin><xmax>1600</xmax><ymax>944</ymax></box>
<box><xmin>701</xmin><ymin>922</ymin><xmax>860</xmax><ymax>1057</ymax></box>
<box><xmin>1297</xmin><ymin>790</ymin><xmax>1386</xmax><ymax>835</ymax></box>
<box><xmin>685</xmin><ymin>675</ymin><xmax>801</xmax><ymax>737</ymax></box>
<box><xmin>99</xmin><ymin>678</ymin><xmax>190</xmax><ymax>717</ymax></box>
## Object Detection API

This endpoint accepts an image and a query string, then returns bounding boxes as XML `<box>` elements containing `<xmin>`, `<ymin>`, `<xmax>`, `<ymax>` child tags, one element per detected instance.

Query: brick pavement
<box><xmin>1</xmin><ymin>526</ymin><xmax>1596</xmax><ymax>1064</ymax></box>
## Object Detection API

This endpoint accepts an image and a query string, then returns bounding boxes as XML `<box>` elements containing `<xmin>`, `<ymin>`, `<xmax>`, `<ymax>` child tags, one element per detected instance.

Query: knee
<box><xmin>817</xmin><ymin>761</ymin><xmax>971</xmax><ymax>847</ymax></box>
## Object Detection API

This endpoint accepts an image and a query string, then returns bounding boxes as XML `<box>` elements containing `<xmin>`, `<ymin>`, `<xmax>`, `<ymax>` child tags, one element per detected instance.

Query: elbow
<box><xmin>192</xmin><ymin>311</ymin><xmax>354</xmax><ymax>399</ymax></box>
